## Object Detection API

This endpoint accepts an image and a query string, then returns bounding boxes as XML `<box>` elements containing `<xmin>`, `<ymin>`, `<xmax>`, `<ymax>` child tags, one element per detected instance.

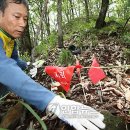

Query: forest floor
<box><xmin>1</xmin><ymin>32</ymin><xmax>130</xmax><ymax>130</ymax></box>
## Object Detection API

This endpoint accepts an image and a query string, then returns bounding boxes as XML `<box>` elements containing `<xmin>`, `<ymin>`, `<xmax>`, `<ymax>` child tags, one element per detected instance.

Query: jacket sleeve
<box><xmin>11</xmin><ymin>43</ymin><xmax>27</xmax><ymax>70</ymax></box>
<box><xmin>0</xmin><ymin>39</ymin><xmax>56</xmax><ymax>110</ymax></box>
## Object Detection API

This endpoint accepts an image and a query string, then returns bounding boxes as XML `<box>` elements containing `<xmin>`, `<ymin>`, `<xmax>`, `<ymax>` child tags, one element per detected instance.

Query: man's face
<box><xmin>0</xmin><ymin>1</ymin><xmax>28</xmax><ymax>38</ymax></box>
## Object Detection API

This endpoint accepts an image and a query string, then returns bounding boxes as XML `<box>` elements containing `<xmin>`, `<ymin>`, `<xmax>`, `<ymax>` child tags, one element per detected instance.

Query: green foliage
<box><xmin>35</xmin><ymin>42</ymin><xmax>49</xmax><ymax>58</ymax></box>
<box><xmin>121</xmin><ymin>32</ymin><xmax>130</xmax><ymax>45</ymax></box>
<box><xmin>98</xmin><ymin>25</ymin><xmax>117</xmax><ymax>35</ymax></box>
<box><xmin>63</xmin><ymin>17</ymin><xmax>95</xmax><ymax>35</ymax></box>
<box><xmin>20</xmin><ymin>52</ymin><xmax>31</xmax><ymax>62</ymax></box>
<box><xmin>102</xmin><ymin>111</ymin><xmax>126</xmax><ymax>130</ymax></box>
<box><xmin>19</xmin><ymin>101</ymin><xmax>47</xmax><ymax>130</ymax></box>
<box><xmin>123</xmin><ymin>48</ymin><xmax>130</xmax><ymax>63</ymax></box>
<box><xmin>88</xmin><ymin>34</ymin><xmax>98</xmax><ymax>47</ymax></box>
<box><xmin>116</xmin><ymin>18</ymin><xmax>126</xmax><ymax>25</ymax></box>
<box><xmin>63</xmin><ymin>17</ymin><xmax>96</xmax><ymax>47</ymax></box>
<box><xmin>57</xmin><ymin>49</ymin><xmax>74</xmax><ymax>66</ymax></box>
<box><xmin>47</xmin><ymin>32</ymin><xmax>57</xmax><ymax>48</ymax></box>
<box><xmin>28</xmin><ymin>0</ymin><xmax>130</xmax><ymax>47</ymax></box>
<box><xmin>122</xmin><ymin>32</ymin><xmax>130</xmax><ymax>62</ymax></box>
<box><xmin>35</xmin><ymin>33</ymin><xmax>57</xmax><ymax>58</ymax></box>
<box><xmin>128</xmin><ymin>0</ymin><xmax>130</xmax><ymax>6</ymax></box>
<box><xmin>0</xmin><ymin>96</ymin><xmax>47</xmax><ymax>130</ymax></box>
<box><xmin>49</xmin><ymin>1</ymin><xmax>57</xmax><ymax>12</ymax></box>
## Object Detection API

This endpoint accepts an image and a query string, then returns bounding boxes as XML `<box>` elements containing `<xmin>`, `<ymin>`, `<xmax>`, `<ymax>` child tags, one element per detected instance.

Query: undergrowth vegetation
<box><xmin>19</xmin><ymin>16</ymin><xmax>130</xmax><ymax>66</ymax></box>
<box><xmin>57</xmin><ymin>49</ymin><xmax>75</xmax><ymax>66</ymax></box>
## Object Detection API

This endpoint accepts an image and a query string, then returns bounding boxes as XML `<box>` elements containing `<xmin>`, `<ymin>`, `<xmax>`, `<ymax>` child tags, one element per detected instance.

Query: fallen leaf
<box><xmin>125</xmin><ymin>88</ymin><xmax>130</xmax><ymax>101</ymax></box>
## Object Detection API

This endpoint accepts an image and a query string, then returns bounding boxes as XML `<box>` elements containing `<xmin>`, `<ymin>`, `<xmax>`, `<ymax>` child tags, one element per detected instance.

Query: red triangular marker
<box><xmin>88</xmin><ymin>57</ymin><xmax>106</xmax><ymax>84</ymax></box>
<box><xmin>45</xmin><ymin>66</ymin><xmax>75</xmax><ymax>92</ymax></box>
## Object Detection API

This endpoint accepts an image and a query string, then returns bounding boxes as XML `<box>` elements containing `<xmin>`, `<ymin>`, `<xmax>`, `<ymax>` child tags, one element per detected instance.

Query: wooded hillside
<box><xmin>1</xmin><ymin>0</ymin><xmax>130</xmax><ymax>130</ymax></box>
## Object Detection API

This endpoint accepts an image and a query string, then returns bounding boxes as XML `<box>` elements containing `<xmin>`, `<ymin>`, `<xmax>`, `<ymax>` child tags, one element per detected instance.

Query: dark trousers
<box><xmin>0</xmin><ymin>84</ymin><xmax>9</xmax><ymax>98</ymax></box>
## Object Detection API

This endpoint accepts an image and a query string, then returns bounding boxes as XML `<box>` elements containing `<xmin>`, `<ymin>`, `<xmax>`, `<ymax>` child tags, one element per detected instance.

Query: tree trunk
<box><xmin>69</xmin><ymin>0</ymin><xmax>74</xmax><ymax>20</ymax></box>
<box><xmin>44</xmin><ymin>0</ymin><xmax>50</xmax><ymax>36</ymax></box>
<box><xmin>20</xmin><ymin>23</ymin><xmax>32</xmax><ymax>56</ymax></box>
<box><xmin>95</xmin><ymin>0</ymin><xmax>109</xmax><ymax>29</ymax></box>
<box><xmin>57</xmin><ymin>0</ymin><xmax>63</xmax><ymax>48</ymax></box>
<box><xmin>84</xmin><ymin>0</ymin><xmax>89</xmax><ymax>22</ymax></box>
<box><xmin>77</xmin><ymin>0</ymin><xmax>81</xmax><ymax>17</ymax></box>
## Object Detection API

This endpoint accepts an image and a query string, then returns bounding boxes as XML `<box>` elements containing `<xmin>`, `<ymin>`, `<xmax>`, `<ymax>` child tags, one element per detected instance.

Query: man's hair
<box><xmin>0</xmin><ymin>0</ymin><xmax>29</xmax><ymax>13</ymax></box>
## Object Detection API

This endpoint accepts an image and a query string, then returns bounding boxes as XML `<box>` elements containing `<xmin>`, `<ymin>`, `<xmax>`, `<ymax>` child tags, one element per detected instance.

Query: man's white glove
<box><xmin>47</xmin><ymin>96</ymin><xmax>105</xmax><ymax>130</ymax></box>
<box><xmin>32</xmin><ymin>60</ymin><xmax>45</xmax><ymax>68</ymax></box>
<box><xmin>29</xmin><ymin>68</ymin><xmax>37</xmax><ymax>78</ymax></box>
<box><xmin>29</xmin><ymin>60</ymin><xmax>45</xmax><ymax>77</ymax></box>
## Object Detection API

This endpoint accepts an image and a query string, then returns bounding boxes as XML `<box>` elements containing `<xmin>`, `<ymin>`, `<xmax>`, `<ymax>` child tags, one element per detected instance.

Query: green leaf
<box><xmin>0</xmin><ymin>93</ymin><xmax>9</xmax><ymax>101</ymax></box>
<box><xmin>128</xmin><ymin>0</ymin><xmax>130</xmax><ymax>6</ymax></box>
<box><xmin>19</xmin><ymin>101</ymin><xmax>47</xmax><ymax>130</ymax></box>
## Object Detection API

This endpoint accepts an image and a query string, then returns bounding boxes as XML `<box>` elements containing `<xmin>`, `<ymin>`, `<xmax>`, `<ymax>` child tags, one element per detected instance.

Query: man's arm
<box><xmin>0</xmin><ymin>39</ymin><xmax>106</xmax><ymax>130</ymax></box>
<box><xmin>11</xmin><ymin>43</ymin><xmax>27</xmax><ymax>70</ymax></box>
<box><xmin>0</xmin><ymin>39</ymin><xmax>56</xmax><ymax>110</ymax></box>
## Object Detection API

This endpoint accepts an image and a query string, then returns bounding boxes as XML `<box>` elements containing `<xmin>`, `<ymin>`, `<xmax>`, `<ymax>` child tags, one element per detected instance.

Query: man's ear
<box><xmin>0</xmin><ymin>11</ymin><xmax>3</xmax><ymax>25</ymax></box>
<box><xmin>0</xmin><ymin>11</ymin><xmax>3</xmax><ymax>19</ymax></box>
<box><xmin>0</xmin><ymin>11</ymin><xmax>4</xmax><ymax>19</ymax></box>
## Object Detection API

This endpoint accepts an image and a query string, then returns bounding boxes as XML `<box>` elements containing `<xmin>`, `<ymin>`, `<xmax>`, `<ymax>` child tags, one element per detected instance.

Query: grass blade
<box><xmin>19</xmin><ymin>101</ymin><xmax>47</xmax><ymax>130</ymax></box>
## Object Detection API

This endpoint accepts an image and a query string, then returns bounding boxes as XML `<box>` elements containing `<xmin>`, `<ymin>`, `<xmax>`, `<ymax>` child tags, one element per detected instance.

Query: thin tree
<box><xmin>84</xmin><ymin>0</ymin><xmax>89</xmax><ymax>22</ymax></box>
<box><xmin>43</xmin><ymin>0</ymin><xmax>50</xmax><ymax>36</ymax></box>
<box><xmin>69</xmin><ymin>0</ymin><xmax>74</xmax><ymax>20</ymax></box>
<box><xmin>57</xmin><ymin>0</ymin><xmax>64</xmax><ymax>48</ymax></box>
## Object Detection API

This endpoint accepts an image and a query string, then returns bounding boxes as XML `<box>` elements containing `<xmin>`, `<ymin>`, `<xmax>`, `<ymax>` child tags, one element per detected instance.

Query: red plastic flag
<box><xmin>45</xmin><ymin>66</ymin><xmax>75</xmax><ymax>92</ymax></box>
<box><xmin>88</xmin><ymin>57</ymin><xmax>106</xmax><ymax>84</ymax></box>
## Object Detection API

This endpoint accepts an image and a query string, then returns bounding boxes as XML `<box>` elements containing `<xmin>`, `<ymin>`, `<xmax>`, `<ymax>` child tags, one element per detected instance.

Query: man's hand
<box><xmin>29</xmin><ymin>60</ymin><xmax>45</xmax><ymax>77</ymax></box>
<box><xmin>29</xmin><ymin>68</ymin><xmax>37</xmax><ymax>78</ymax></box>
<box><xmin>47</xmin><ymin>96</ymin><xmax>105</xmax><ymax>130</ymax></box>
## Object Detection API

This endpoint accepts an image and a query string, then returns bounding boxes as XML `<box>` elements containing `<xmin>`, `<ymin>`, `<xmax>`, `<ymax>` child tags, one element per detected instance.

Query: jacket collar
<box><xmin>0</xmin><ymin>28</ymin><xmax>15</xmax><ymax>40</ymax></box>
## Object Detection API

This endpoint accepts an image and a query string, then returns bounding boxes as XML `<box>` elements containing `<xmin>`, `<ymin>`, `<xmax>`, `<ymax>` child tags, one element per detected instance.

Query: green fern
<box><xmin>57</xmin><ymin>49</ymin><xmax>74</xmax><ymax>66</ymax></box>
